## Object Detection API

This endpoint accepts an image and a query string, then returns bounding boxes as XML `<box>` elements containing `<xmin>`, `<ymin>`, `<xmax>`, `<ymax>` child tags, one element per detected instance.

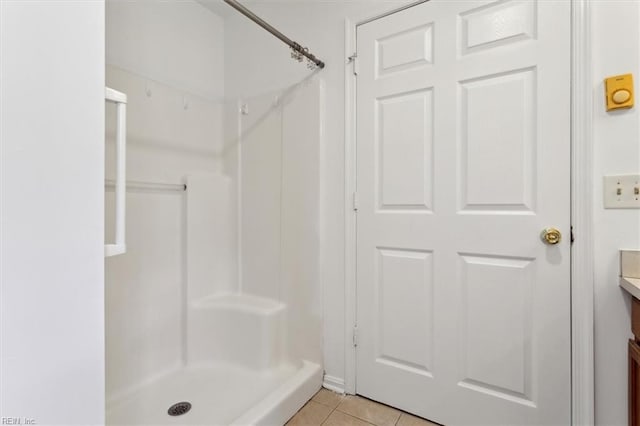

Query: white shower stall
<box><xmin>103</xmin><ymin>2</ymin><xmax>323</xmax><ymax>424</ymax></box>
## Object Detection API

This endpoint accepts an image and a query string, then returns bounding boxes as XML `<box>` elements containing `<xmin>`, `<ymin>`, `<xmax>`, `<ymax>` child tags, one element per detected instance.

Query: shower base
<box><xmin>106</xmin><ymin>360</ymin><xmax>321</xmax><ymax>425</ymax></box>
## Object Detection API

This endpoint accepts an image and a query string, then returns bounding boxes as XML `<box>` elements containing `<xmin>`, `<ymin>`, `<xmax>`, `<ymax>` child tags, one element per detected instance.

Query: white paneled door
<box><xmin>355</xmin><ymin>1</ymin><xmax>571</xmax><ymax>425</ymax></box>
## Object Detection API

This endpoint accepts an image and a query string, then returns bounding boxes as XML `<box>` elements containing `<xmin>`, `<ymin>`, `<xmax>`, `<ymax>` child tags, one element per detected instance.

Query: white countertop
<box><xmin>620</xmin><ymin>276</ymin><xmax>640</xmax><ymax>300</ymax></box>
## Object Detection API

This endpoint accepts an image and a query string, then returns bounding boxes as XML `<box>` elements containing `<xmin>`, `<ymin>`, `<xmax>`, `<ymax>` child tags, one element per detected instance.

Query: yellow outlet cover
<box><xmin>605</xmin><ymin>73</ymin><xmax>634</xmax><ymax>111</ymax></box>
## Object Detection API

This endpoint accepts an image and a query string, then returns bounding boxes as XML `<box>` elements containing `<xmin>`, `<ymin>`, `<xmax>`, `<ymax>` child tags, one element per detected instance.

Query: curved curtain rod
<box><xmin>223</xmin><ymin>0</ymin><xmax>325</xmax><ymax>69</ymax></box>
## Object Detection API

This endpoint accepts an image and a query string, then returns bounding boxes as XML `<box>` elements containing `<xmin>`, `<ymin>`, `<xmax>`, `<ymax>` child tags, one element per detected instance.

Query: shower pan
<box><xmin>104</xmin><ymin>1</ymin><xmax>324</xmax><ymax>424</ymax></box>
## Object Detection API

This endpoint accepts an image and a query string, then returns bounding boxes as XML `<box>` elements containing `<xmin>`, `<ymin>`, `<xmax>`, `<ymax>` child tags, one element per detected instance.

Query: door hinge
<box><xmin>348</xmin><ymin>53</ymin><xmax>358</xmax><ymax>76</ymax></box>
<box><xmin>352</xmin><ymin>326</ymin><xmax>358</xmax><ymax>347</ymax></box>
<box><xmin>571</xmin><ymin>226</ymin><xmax>575</xmax><ymax>244</ymax></box>
<box><xmin>352</xmin><ymin>191</ymin><xmax>359</xmax><ymax>212</ymax></box>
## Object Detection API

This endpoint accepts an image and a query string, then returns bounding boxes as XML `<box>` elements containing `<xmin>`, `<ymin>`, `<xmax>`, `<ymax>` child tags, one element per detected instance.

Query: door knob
<box><xmin>541</xmin><ymin>227</ymin><xmax>562</xmax><ymax>245</ymax></box>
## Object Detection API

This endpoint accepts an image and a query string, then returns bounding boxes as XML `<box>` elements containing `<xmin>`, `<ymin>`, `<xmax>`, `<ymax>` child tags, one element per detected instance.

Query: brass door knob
<box><xmin>541</xmin><ymin>227</ymin><xmax>562</xmax><ymax>245</ymax></box>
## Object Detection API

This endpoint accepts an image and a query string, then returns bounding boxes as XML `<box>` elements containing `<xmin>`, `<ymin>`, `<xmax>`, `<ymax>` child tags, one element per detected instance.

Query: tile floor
<box><xmin>286</xmin><ymin>389</ymin><xmax>440</xmax><ymax>426</ymax></box>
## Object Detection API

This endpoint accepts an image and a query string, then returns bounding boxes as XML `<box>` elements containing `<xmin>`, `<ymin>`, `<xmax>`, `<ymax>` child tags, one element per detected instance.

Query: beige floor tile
<box><xmin>397</xmin><ymin>412</ymin><xmax>440</xmax><ymax>426</ymax></box>
<box><xmin>322</xmin><ymin>410</ymin><xmax>375</xmax><ymax>426</ymax></box>
<box><xmin>286</xmin><ymin>401</ymin><xmax>333</xmax><ymax>426</ymax></box>
<box><xmin>336</xmin><ymin>396</ymin><xmax>401</xmax><ymax>426</ymax></box>
<box><xmin>312</xmin><ymin>388</ymin><xmax>345</xmax><ymax>409</ymax></box>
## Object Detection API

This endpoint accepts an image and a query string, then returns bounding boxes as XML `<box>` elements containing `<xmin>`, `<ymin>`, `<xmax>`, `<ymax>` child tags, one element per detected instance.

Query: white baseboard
<box><xmin>322</xmin><ymin>374</ymin><xmax>346</xmax><ymax>394</ymax></box>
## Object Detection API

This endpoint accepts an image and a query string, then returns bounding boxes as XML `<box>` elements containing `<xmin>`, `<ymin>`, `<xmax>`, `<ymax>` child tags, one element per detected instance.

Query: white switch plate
<box><xmin>604</xmin><ymin>174</ymin><xmax>640</xmax><ymax>208</ymax></box>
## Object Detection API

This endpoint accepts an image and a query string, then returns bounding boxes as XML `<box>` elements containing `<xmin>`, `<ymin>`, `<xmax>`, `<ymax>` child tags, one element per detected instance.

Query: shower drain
<box><xmin>167</xmin><ymin>401</ymin><xmax>192</xmax><ymax>416</ymax></box>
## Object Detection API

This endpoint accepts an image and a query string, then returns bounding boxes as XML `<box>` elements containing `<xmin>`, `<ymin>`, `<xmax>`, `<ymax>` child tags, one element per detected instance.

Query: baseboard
<box><xmin>322</xmin><ymin>374</ymin><xmax>346</xmax><ymax>394</ymax></box>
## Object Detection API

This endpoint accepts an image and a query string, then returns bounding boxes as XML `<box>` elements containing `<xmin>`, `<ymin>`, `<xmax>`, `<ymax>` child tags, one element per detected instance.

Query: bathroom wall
<box><xmin>224</xmin><ymin>1</ymin><xmax>640</xmax><ymax>424</ymax></box>
<box><xmin>279</xmin><ymin>81</ymin><xmax>324</xmax><ymax>365</ymax></box>
<box><xmin>592</xmin><ymin>2</ymin><xmax>640</xmax><ymax>424</ymax></box>
<box><xmin>237</xmin><ymin>93</ymin><xmax>283</xmax><ymax>298</ymax></box>
<box><xmin>0</xmin><ymin>1</ymin><xmax>106</xmax><ymax>424</ymax></box>
<box><xmin>232</xmin><ymin>79</ymin><xmax>324</xmax><ymax>366</ymax></box>
<box><xmin>106</xmin><ymin>0</ymin><xmax>224</xmax><ymax>100</ymax></box>
<box><xmin>104</xmin><ymin>0</ymin><xmax>230</xmax><ymax>398</ymax></box>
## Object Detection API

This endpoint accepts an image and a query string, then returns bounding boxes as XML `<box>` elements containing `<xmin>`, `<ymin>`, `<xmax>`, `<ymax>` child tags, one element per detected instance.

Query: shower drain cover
<box><xmin>167</xmin><ymin>401</ymin><xmax>192</xmax><ymax>416</ymax></box>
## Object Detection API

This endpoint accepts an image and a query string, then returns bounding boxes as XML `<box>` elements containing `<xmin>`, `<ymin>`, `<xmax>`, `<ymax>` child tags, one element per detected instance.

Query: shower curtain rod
<box><xmin>223</xmin><ymin>0</ymin><xmax>325</xmax><ymax>69</ymax></box>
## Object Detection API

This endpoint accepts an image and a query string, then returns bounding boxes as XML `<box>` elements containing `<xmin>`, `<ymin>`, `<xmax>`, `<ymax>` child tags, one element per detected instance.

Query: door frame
<box><xmin>342</xmin><ymin>1</ymin><xmax>595</xmax><ymax>424</ymax></box>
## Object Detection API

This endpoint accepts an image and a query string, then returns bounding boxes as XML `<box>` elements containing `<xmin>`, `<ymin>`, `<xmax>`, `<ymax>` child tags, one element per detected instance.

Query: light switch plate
<box><xmin>604</xmin><ymin>174</ymin><xmax>640</xmax><ymax>208</ymax></box>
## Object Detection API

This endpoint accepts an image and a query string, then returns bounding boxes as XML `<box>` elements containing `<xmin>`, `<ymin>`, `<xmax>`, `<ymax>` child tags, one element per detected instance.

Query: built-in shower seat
<box><xmin>187</xmin><ymin>293</ymin><xmax>287</xmax><ymax>371</ymax></box>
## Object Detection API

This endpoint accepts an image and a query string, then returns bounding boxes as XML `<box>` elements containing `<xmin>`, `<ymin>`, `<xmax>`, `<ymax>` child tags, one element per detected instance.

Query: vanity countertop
<box><xmin>621</xmin><ymin>276</ymin><xmax>640</xmax><ymax>300</ymax></box>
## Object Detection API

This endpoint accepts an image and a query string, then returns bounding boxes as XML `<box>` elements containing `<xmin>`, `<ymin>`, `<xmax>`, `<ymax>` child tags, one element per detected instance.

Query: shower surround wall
<box><xmin>105</xmin><ymin>0</ymin><xmax>226</xmax><ymax>399</ymax></box>
<box><xmin>234</xmin><ymin>79</ymin><xmax>324</xmax><ymax>371</ymax></box>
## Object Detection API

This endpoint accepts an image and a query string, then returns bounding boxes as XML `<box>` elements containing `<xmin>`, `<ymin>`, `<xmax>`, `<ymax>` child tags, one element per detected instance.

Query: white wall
<box><xmin>0</xmin><ymin>1</ymin><xmax>106</xmax><ymax>424</ymax></box>
<box><xmin>279</xmin><ymin>80</ymin><xmax>324</xmax><ymax>366</ymax></box>
<box><xmin>106</xmin><ymin>0</ymin><xmax>226</xmax><ymax>163</ymax></box>
<box><xmin>233</xmin><ymin>79</ymin><xmax>324</xmax><ymax>366</ymax></box>
<box><xmin>107</xmin><ymin>0</ymin><xmax>224</xmax><ymax>100</ymax></box>
<box><xmin>592</xmin><ymin>2</ymin><xmax>640</xmax><ymax>424</ymax></box>
<box><xmin>105</xmin><ymin>0</ymin><xmax>229</xmax><ymax>398</ymax></box>
<box><xmin>238</xmin><ymin>93</ymin><xmax>283</xmax><ymax>297</ymax></box>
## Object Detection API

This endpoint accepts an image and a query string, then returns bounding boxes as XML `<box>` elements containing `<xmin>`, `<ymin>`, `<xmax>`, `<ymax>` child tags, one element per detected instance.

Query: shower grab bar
<box><xmin>104</xmin><ymin>179</ymin><xmax>186</xmax><ymax>193</ymax></box>
<box><xmin>105</xmin><ymin>87</ymin><xmax>127</xmax><ymax>257</ymax></box>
